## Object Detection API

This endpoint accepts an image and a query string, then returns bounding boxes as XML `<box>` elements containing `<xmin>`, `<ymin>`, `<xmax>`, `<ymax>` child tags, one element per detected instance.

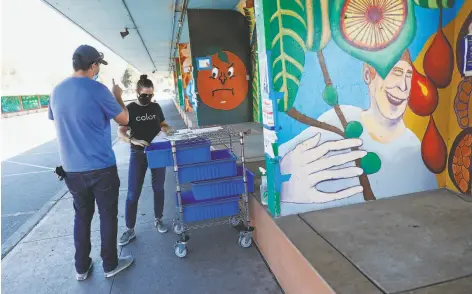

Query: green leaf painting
<box><xmin>175</xmin><ymin>59</ymin><xmax>185</xmax><ymax>107</ymax></box>
<box><xmin>268</xmin><ymin>0</ymin><xmax>308</xmax><ymax>112</ymax></box>
<box><xmin>267</xmin><ymin>0</ymin><xmax>353</xmax><ymax>112</ymax></box>
<box><xmin>306</xmin><ymin>0</ymin><xmax>331</xmax><ymax>52</ymax></box>
<box><xmin>329</xmin><ymin>0</ymin><xmax>417</xmax><ymax>79</ymax></box>
<box><xmin>217</xmin><ymin>51</ymin><xmax>230</xmax><ymax>64</ymax></box>
<box><xmin>413</xmin><ymin>0</ymin><xmax>455</xmax><ymax>8</ymax></box>
<box><xmin>251</xmin><ymin>36</ymin><xmax>262</xmax><ymax>123</ymax></box>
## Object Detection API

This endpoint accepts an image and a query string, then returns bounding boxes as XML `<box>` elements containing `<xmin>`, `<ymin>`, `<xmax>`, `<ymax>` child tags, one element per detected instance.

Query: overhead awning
<box><xmin>42</xmin><ymin>0</ymin><xmax>241</xmax><ymax>74</ymax></box>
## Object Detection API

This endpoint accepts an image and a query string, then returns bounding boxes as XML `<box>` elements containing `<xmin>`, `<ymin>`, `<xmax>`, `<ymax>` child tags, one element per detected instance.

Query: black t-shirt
<box><xmin>127</xmin><ymin>102</ymin><xmax>165</xmax><ymax>148</ymax></box>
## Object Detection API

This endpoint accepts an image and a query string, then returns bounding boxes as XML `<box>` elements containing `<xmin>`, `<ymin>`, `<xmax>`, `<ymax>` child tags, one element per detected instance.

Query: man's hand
<box><xmin>130</xmin><ymin>138</ymin><xmax>149</xmax><ymax>148</ymax></box>
<box><xmin>279</xmin><ymin>129</ymin><xmax>366</xmax><ymax>204</ymax></box>
<box><xmin>112</xmin><ymin>78</ymin><xmax>129</xmax><ymax>126</ymax></box>
<box><xmin>112</xmin><ymin>79</ymin><xmax>123</xmax><ymax>99</ymax></box>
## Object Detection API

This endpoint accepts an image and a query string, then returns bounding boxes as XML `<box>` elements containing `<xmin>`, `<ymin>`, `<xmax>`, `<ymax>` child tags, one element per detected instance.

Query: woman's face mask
<box><xmin>138</xmin><ymin>87</ymin><xmax>154</xmax><ymax>105</ymax></box>
<box><xmin>138</xmin><ymin>93</ymin><xmax>153</xmax><ymax>105</ymax></box>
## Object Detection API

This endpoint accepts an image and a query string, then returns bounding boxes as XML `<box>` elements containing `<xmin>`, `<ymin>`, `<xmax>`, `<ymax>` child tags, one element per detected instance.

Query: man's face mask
<box><xmin>138</xmin><ymin>93</ymin><xmax>153</xmax><ymax>105</ymax></box>
<box><xmin>92</xmin><ymin>63</ymin><xmax>100</xmax><ymax>80</ymax></box>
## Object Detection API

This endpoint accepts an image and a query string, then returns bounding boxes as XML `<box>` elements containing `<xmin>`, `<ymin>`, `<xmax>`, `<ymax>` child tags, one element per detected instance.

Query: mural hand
<box><xmin>280</xmin><ymin>132</ymin><xmax>366</xmax><ymax>203</ymax></box>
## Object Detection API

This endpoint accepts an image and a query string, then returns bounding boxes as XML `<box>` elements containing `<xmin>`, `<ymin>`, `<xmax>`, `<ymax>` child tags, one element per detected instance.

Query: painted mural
<box><xmin>448</xmin><ymin>13</ymin><xmax>472</xmax><ymax>194</ymax></box>
<box><xmin>187</xmin><ymin>9</ymin><xmax>252</xmax><ymax>125</ymax></box>
<box><xmin>196</xmin><ymin>50</ymin><xmax>248</xmax><ymax>110</ymax></box>
<box><xmin>237</xmin><ymin>0</ymin><xmax>263</xmax><ymax>123</ymax></box>
<box><xmin>174</xmin><ymin>57</ymin><xmax>185</xmax><ymax>108</ymax></box>
<box><xmin>256</xmin><ymin>0</ymin><xmax>470</xmax><ymax>216</ymax></box>
<box><xmin>178</xmin><ymin>43</ymin><xmax>195</xmax><ymax>112</ymax></box>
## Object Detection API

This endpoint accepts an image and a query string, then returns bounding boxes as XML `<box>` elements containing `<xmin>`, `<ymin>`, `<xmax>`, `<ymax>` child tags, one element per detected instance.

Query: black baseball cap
<box><xmin>72</xmin><ymin>45</ymin><xmax>108</xmax><ymax>68</ymax></box>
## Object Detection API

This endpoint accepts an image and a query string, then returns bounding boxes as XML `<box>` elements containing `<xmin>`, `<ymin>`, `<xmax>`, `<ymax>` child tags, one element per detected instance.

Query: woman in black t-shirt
<box><xmin>117</xmin><ymin>75</ymin><xmax>173</xmax><ymax>246</ymax></box>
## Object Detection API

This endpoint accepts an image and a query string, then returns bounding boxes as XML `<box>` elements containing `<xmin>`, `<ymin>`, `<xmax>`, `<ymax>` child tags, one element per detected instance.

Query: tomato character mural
<box><xmin>197</xmin><ymin>50</ymin><xmax>248</xmax><ymax>110</ymax></box>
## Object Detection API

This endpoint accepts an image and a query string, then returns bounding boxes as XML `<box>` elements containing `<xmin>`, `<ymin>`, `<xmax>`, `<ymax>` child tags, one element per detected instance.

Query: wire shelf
<box><xmin>183</xmin><ymin>216</ymin><xmax>241</xmax><ymax>231</ymax></box>
<box><xmin>165</xmin><ymin>125</ymin><xmax>252</xmax><ymax>143</ymax></box>
<box><xmin>170</xmin><ymin>125</ymin><xmax>253</xmax><ymax>256</ymax></box>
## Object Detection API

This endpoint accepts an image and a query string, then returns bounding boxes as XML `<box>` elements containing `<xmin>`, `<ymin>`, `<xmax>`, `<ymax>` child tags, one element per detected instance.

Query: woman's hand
<box><xmin>162</xmin><ymin>125</ymin><xmax>175</xmax><ymax>136</ymax></box>
<box><xmin>130</xmin><ymin>138</ymin><xmax>149</xmax><ymax>147</ymax></box>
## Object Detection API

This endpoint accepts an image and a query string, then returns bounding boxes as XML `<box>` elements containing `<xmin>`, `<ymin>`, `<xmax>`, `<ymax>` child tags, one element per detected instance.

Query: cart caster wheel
<box><xmin>230</xmin><ymin>216</ymin><xmax>241</xmax><ymax>227</ymax></box>
<box><xmin>173</xmin><ymin>223</ymin><xmax>183</xmax><ymax>235</ymax></box>
<box><xmin>238</xmin><ymin>235</ymin><xmax>252</xmax><ymax>248</ymax></box>
<box><xmin>174</xmin><ymin>244</ymin><xmax>187</xmax><ymax>258</ymax></box>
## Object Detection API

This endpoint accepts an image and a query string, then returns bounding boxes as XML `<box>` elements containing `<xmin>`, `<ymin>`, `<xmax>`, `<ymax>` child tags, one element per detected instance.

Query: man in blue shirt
<box><xmin>49</xmin><ymin>45</ymin><xmax>133</xmax><ymax>281</ymax></box>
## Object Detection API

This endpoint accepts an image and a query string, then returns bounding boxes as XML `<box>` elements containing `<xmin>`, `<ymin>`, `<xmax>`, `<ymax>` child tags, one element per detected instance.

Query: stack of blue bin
<box><xmin>145</xmin><ymin>137</ymin><xmax>254</xmax><ymax>223</ymax></box>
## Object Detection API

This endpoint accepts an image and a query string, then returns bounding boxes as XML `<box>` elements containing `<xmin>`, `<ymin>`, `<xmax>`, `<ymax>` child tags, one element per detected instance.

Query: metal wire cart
<box><xmin>145</xmin><ymin>126</ymin><xmax>255</xmax><ymax>258</ymax></box>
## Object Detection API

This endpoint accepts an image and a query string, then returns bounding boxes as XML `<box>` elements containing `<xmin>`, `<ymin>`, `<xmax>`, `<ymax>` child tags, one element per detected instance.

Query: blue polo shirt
<box><xmin>48</xmin><ymin>77</ymin><xmax>123</xmax><ymax>172</ymax></box>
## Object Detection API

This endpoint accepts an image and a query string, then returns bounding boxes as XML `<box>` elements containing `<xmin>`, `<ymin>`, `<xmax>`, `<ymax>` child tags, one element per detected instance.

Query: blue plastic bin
<box><xmin>178</xmin><ymin>149</ymin><xmax>237</xmax><ymax>184</ymax></box>
<box><xmin>191</xmin><ymin>165</ymin><xmax>255</xmax><ymax>200</ymax></box>
<box><xmin>176</xmin><ymin>190</ymin><xmax>240</xmax><ymax>223</ymax></box>
<box><xmin>145</xmin><ymin>137</ymin><xmax>211</xmax><ymax>168</ymax></box>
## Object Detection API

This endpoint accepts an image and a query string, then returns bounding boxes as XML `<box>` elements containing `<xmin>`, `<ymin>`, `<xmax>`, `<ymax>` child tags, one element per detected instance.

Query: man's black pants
<box><xmin>64</xmin><ymin>165</ymin><xmax>120</xmax><ymax>273</ymax></box>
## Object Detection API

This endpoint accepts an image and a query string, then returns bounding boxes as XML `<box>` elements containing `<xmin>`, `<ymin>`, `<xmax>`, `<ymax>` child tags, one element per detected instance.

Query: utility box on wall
<box><xmin>188</xmin><ymin>9</ymin><xmax>252</xmax><ymax>126</ymax></box>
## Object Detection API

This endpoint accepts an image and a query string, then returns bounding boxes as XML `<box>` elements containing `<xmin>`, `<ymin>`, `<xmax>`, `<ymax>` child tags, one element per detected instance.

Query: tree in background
<box><xmin>121</xmin><ymin>67</ymin><xmax>133</xmax><ymax>89</ymax></box>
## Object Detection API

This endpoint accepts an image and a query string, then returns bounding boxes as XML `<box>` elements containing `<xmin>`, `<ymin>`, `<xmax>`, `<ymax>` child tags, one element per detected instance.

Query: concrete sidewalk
<box><xmin>1</xmin><ymin>99</ymin><xmax>281</xmax><ymax>294</ymax></box>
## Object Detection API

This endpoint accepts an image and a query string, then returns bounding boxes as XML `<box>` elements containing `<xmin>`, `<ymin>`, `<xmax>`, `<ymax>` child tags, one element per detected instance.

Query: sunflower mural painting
<box><xmin>257</xmin><ymin>0</ymin><xmax>468</xmax><ymax>216</ymax></box>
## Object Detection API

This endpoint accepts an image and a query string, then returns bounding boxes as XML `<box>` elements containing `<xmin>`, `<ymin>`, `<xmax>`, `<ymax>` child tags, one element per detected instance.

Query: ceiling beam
<box><xmin>121</xmin><ymin>0</ymin><xmax>157</xmax><ymax>73</ymax></box>
<box><xmin>168</xmin><ymin>0</ymin><xmax>189</xmax><ymax>72</ymax></box>
<box><xmin>41</xmin><ymin>0</ymin><xmax>143</xmax><ymax>72</ymax></box>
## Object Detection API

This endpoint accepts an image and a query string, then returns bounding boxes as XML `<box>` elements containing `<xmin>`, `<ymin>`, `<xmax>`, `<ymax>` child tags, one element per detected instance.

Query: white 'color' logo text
<box><xmin>136</xmin><ymin>114</ymin><xmax>157</xmax><ymax>121</ymax></box>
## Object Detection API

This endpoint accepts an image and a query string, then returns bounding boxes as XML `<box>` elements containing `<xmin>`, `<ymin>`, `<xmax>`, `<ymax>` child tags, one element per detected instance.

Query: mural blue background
<box><xmin>276</xmin><ymin>0</ymin><xmax>464</xmax><ymax>145</ymax></box>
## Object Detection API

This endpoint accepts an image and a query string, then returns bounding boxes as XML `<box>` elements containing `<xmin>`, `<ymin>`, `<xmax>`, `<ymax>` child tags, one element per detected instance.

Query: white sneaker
<box><xmin>104</xmin><ymin>256</ymin><xmax>134</xmax><ymax>278</ymax></box>
<box><xmin>118</xmin><ymin>229</ymin><xmax>136</xmax><ymax>246</ymax></box>
<box><xmin>155</xmin><ymin>218</ymin><xmax>168</xmax><ymax>233</ymax></box>
<box><xmin>76</xmin><ymin>260</ymin><xmax>93</xmax><ymax>281</ymax></box>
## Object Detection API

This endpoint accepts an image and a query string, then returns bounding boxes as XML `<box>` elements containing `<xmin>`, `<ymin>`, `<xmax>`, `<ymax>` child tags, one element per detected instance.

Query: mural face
<box><xmin>258</xmin><ymin>0</ymin><xmax>469</xmax><ymax>216</ymax></box>
<box><xmin>187</xmin><ymin>9</ymin><xmax>252</xmax><ymax>125</ymax></box>
<box><xmin>197</xmin><ymin>51</ymin><xmax>248</xmax><ymax>110</ymax></box>
<box><xmin>364</xmin><ymin>56</ymin><xmax>413</xmax><ymax>121</ymax></box>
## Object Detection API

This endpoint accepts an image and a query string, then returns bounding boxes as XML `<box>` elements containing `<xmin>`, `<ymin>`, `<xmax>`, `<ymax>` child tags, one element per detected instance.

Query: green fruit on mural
<box><xmin>329</xmin><ymin>0</ymin><xmax>417</xmax><ymax>79</ymax></box>
<box><xmin>344</xmin><ymin>121</ymin><xmax>363</xmax><ymax>138</ymax></box>
<box><xmin>360</xmin><ymin>152</ymin><xmax>382</xmax><ymax>175</ymax></box>
<box><xmin>322</xmin><ymin>85</ymin><xmax>338</xmax><ymax>106</ymax></box>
